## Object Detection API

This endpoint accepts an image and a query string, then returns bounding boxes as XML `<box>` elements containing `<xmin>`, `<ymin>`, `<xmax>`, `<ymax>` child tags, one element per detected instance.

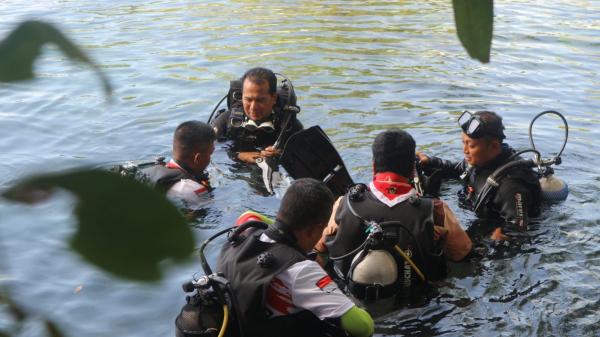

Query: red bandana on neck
<box><xmin>369</xmin><ymin>172</ymin><xmax>416</xmax><ymax>207</ymax></box>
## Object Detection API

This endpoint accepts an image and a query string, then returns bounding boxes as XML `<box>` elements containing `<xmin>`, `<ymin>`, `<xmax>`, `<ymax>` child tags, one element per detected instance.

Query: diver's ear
<box><xmin>192</xmin><ymin>152</ymin><xmax>202</xmax><ymax>165</ymax></box>
<box><xmin>487</xmin><ymin>138</ymin><xmax>502</xmax><ymax>154</ymax></box>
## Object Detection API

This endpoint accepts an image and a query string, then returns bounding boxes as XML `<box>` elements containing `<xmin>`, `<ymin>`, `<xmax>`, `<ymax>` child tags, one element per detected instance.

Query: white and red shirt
<box><xmin>259</xmin><ymin>234</ymin><xmax>355</xmax><ymax>320</ymax></box>
<box><xmin>164</xmin><ymin>159</ymin><xmax>210</xmax><ymax>207</ymax></box>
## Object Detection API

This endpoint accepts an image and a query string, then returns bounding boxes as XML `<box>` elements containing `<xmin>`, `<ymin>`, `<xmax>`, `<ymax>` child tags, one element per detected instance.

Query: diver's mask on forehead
<box><xmin>458</xmin><ymin>110</ymin><xmax>506</xmax><ymax>139</ymax></box>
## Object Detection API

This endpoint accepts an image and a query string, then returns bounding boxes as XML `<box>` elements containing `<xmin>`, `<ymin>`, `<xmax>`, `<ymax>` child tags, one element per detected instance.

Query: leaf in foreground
<box><xmin>0</xmin><ymin>20</ymin><xmax>112</xmax><ymax>96</ymax></box>
<box><xmin>452</xmin><ymin>0</ymin><xmax>494</xmax><ymax>63</ymax></box>
<box><xmin>3</xmin><ymin>169</ymin><xmax>194</xmax><ymax>281</ymax></box>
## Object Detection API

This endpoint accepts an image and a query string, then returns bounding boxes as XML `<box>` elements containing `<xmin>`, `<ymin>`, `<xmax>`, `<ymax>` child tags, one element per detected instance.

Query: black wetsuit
<box><xmin>211</xmin><ymin>108</ymin><xmax>303</xmax><ymax>153</ymax></box>
<box><xmin>426</xmin><ymin>144</ymin><xmax>541</xmax><ymax>228</ymax></box>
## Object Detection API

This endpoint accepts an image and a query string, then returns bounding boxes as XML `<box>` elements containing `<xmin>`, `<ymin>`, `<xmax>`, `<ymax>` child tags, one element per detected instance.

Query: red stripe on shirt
<box><xmin>193</xmin><ymin>186</ymin><xmax>207</xmax><ymax>195</ymax></box>
<box><xmin>266</xmin><ymin>277</ymin><xmax>292</xmax><ymax>314</ymax></box>
<box><xmin>316</xmin><ymin>275</ymin><xmax>332</xmax><ymax>289</ymax></box>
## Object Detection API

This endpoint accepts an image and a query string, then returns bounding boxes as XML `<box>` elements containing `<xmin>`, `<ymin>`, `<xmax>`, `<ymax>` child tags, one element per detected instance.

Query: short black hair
<box><xmin>173</xmin><ymin>121</ymin><xmax>215</xmax><ymax>158</ymax></box>
<box><xmin>372</xmin><ymin>129</ymin><xmax>416</xmax><ymax>177</ymax></box>
<box><xmin>241</xmin><ymin>67</ymin><xmax>277</xmax><ymax>95</ymax></box>
<box><xmin>277</xmin><ymin>178</ymin><xmax>334</xmax><ymax>231</ymax></box>
<box><xmin>474</xmin><ymin>111</ymin><xmax>505</xmax><ymax>141</ymax></box>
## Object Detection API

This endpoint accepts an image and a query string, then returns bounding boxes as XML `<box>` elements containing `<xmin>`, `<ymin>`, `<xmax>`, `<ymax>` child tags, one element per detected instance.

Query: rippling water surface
<box><xmin>1</xmin><ymin>1</ymin><xmax>599</xmax><ymax>336</ymax></box>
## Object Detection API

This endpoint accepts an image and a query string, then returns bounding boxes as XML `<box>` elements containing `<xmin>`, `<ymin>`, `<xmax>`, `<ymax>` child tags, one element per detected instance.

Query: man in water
<box><xmin>418</xmin><ymin>111</ymin><xmax>542</xmax><ymax>240</ymax></box>
<box><xmin>217</xmin><ymin>178</ymin><xmax>374</xmax><ymax>337</ymax></box>
<box><xmin>211</xmin><ymin>67</ymin><xmax>303</xmax><ymax>163</ymax></box>
<box><xmin>141</xmin><ymin>120</ymin><xmax>214</xmax><ymax>206</ymax></box>
<box><xmin>315</xmin><ymin>129</ymin><xmax>472</xmax><ymax>299</ymax></box>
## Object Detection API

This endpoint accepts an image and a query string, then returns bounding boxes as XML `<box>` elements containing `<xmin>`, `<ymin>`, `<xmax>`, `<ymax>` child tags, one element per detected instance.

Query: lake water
<box><xmin>1</xmin><ymin>1</ymin><xmax>599</xmax><ymax>336</ymax></box>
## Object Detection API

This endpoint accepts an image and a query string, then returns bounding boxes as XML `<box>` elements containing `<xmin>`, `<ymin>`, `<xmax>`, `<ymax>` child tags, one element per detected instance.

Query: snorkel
<box><xmin>472</xmin><ymin>110</ymin><xmax>569</xmax><ymax>214</ymax></box>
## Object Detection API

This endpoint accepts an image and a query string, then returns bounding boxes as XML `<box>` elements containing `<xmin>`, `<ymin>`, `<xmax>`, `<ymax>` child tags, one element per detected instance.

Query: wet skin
<box><xmin>460</xmin><ymin>133</ymin><xmax>501</xmax><ymax>167</ymax></box>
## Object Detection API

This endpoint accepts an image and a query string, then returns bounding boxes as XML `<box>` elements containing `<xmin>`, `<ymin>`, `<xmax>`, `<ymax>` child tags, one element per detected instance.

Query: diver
<box><xmin>417</xmin><ymin>111</ymin><xmax>542</xmax><ymax>241</ymax></box>
<box><xmin>315</xmin><ymin>129</ymin><xmax>472</xmax><ymax>301</ymax></box>
<box><xmin>216</xmin><ymin>178</ymin><xmax>374</xmax><ymax>337</ymax></box>
<box><xmin>210</xmin><ymin>67</ymin><xmax>303</xmax><ymax>164</ymax></box>
<box><xmin>140</xmin><ymin>120</ymin><xmax>215</xmax><ymax>206</ymax></box>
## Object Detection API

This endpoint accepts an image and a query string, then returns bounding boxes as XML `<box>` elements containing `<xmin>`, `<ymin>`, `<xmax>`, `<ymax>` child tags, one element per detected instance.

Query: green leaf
<box><xmin>3</xmin><ymin>169</ymin><xmax>194</xmax><ymax>281</ymax></box>
<box><xmin>452</xmin><ymin>0</ymin><xmax>494</xmax><ymax>63</ymax></box>
<box><xmin>0</xmin><ymin>20</ymin><xmax>112</xmax><ymax>96</ymax></box>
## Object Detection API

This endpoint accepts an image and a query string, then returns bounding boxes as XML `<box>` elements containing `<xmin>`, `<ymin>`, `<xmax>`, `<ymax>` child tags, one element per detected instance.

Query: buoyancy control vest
<box><xmin>218</xmin><ymin>106</ymin><xmax>301</xmax><ymax>149</ymax></box>
<box><xmin>459</xmin><ymin>146</ymin><xmax>542</xmax><ymax>219</ymax></box>
<box><xmin>216</xmin><ymin>221</ymin><xmax>344</xmax><ymax>337</ymax></box>
<box><xmin>140</xmin><ymin>159</ymin><xmax>211</xmax><ymax>192</ymax></box>
<box><xmin>325</xmin><ymin>185</ymin><xmax>446</xmax><ymax>296</ymax></box>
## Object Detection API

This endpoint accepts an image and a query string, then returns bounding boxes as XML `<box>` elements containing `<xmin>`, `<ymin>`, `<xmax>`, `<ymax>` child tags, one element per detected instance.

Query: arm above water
<box><xmin>288</xmin><ymin>260</ymin><xmax>373</xmax><ymax>337</ymax></box>
<box><xmin>314</xmin><ymin>196</ymin><xmax>343</xmax><ymax>255</ymax></box>
<box><xmin>433</xmin><ymin>199</ymin><xmax>472</xmax><ymax>261</ymax></box>
<box><xmin>490</xmin><ymin>178</ymin><xmax>539</xmax><ymax>240</ymax></box>
<box><xmin>418</xmin><ymin>152</ymin><xmax>467</xmax><ymax>180</ymax></box>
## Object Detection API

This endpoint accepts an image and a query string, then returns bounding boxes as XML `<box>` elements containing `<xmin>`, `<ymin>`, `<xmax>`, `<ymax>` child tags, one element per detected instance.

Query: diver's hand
<box><xmin>237</xmin><ymin>151</ymin><xmax>261</xmax><ymax>164</ymax></box>
<box><xmin>416</xmin><ymin>151</ymin><xmax>431</xmax><ymax>166</ymax></box>
<box><xmin>490</xmin><ymin>227</ymin><xmax>509</xmax><ymax>241</ymax></box>
<box><xmin>260</xmin><ymin>146</ymin><xmax>281</xmax><ymax>158</ymax></box>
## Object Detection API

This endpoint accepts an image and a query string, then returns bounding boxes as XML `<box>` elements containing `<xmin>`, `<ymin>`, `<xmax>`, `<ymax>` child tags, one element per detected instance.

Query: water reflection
<box><xmin>1</xmin><ymin>0</ymin><xmax>600</xmax><ymax>336</ymax></box>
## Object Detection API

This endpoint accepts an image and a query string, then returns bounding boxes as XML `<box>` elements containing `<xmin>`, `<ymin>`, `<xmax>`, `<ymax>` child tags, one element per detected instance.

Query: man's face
<box><xmin>242</xmin><ymin>79</ymin><xmax>277</xmax><ymax>121</ymax></box>
<box><xmin>461</xmin><ymin>133</ymin><xmax>499</xmax><ymax>167</ymax></box>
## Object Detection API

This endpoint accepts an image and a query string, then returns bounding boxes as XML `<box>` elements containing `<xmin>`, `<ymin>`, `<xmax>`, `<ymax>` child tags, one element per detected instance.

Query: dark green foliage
<box><xmin>0</xmin><ymin>20</ymin><xmax>112</xmax><ymax>96</ymax></box>
<box><xmin>3</xmin><ymin>169</ymin><xmax>194</xmax><ymax>281</ymax></box>
<box><xmin>452</xmin><ymin>0</ymin><xmax>494</xmax><ymax>63</ymax></box>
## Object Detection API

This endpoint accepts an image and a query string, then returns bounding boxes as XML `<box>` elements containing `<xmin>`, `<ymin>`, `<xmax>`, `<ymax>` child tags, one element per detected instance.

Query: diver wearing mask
<box><xmin>210</xmin><ymin>67</ymin><xmax>303</xmax><ymax>164</ymax></box>
<box><xmin>418</xmin><ymin>111</ymin><xmax>542</xmax><ymax>240</ymax></box>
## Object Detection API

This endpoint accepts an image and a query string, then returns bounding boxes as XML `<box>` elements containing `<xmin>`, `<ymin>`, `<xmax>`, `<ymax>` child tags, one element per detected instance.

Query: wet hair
<box><xmin>277</xmin><ymin>178</ymin><xmax>334</xmax><ymax>231</ymax></box>
<box><xmin>372</xmin><ymin>129</ymin><xmax>416</xmax><ymax>177</ymax></box>
<box><xmin>473</xmin><ymin>110</ymin><xmax>505</xmax><ymax>141</ymax></box>
<box><xmin>241</xmin><ymin>67</ymin><xmax>277</xmax><ymax>95</ymax></box>
<box><xmin>173</xmin><ymin>121</ymin><xmax>216</xmax><ymax>158</ymax></box>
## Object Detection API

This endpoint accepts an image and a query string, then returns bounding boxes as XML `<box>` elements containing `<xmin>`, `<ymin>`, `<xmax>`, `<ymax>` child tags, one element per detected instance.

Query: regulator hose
<box><xmin>207</xmin><ymin>94</ymin><xmax>228</xmax><ymax>124</ymax></box>
<box><xmin>529</xmin><ymin>110</ymin><xmax>569</xmax><ymax>162</ymax></box>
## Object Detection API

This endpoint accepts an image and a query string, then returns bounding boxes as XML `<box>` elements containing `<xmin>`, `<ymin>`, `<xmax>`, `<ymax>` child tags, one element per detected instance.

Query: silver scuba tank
<box><xmin>539</xmin><ymin>173</ymin><xmax>569</xmax><ymax>201</ymax></box>
<box><xmin>350</xmin><ymin>250</ymin><xmax>398</xmax><ymax>286</ymax></box>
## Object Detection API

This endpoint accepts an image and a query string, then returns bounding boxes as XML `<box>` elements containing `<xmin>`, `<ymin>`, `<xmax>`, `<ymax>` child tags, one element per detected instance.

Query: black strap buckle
<box><xmin>364</xmin><ymin>284</ymin><xmax>382</xmax><ymax>301</ymax></box>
